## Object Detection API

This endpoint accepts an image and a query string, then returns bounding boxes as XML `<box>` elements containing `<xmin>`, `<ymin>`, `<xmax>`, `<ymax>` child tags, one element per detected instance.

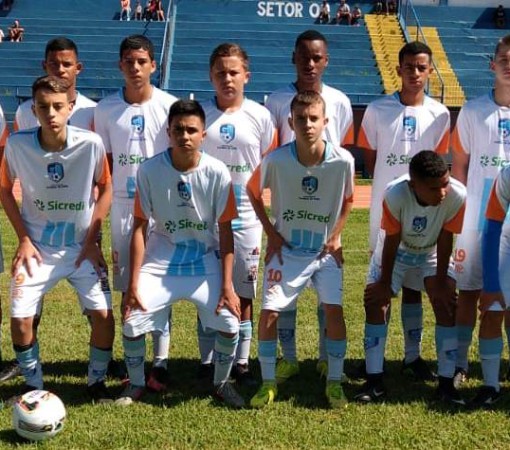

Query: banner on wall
<box><xmin>256</xmin><ymin>1</ymin><xmax>323</xmax><ymax>18</ymax></box>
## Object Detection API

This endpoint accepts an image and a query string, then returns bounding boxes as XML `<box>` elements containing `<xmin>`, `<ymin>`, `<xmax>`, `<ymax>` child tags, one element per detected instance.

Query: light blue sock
<box><xmin>123</xmin><ymin>335</ymin><xmax>146</xmax><ymax>388</ymax></box>
<box><xmin>435</xmin><ymin>325</ymin><xmax>457</xmax><ymax>378</ymax></box>
<box><xmin>259</xmin><ymin>340</ymin><xmax>277</xmax><ymax>382</ymax></box>
<box><xmin>88</xmin><ymin>346</ymin><xmax>112</xmax><ymax>386</ymax></box>
<box><xmin>456</xmin><ymin>325</ymin><xmax>474</xmax><ymax>372</ymax></box>
<box><xmin>318</xmin><ymin>305</ymin><xmax>327</xmax><ymax>362</ymax></box>
<box><xmin>479</xmin><ymin>337</ymin><xmax>503</xmax><ymax>391</ymax></box>
<box><xmin>235</xmin><ymin>320</ymin><xmax>252</xmax><ymax>365</ymax></box>
<box><xmin>401</xmin><ymin>303</ymin><xmax>423</xmax><ymax>364</ymax></box>
<box><xmin>364</xmin><ymin>323</ymin><xmax>387</xmax><ymax>375</ymax></box>
<box><xmin>278</xmin><ymin>310</ymin><xmax>297</xmax><ymax>363</ymax></box>
<box><xmin>214</xmin><ymin>333</ymin><xmax>238</xmax><ymax>386</ymax></box>
<box><xmin>326</xmin><ymin>338</ymin><xmax>346</xmax><ymax>381</ymax></box>
<box><xmin>16</xmin><ymin>341</ymin><xmax>43</xmax><ymax>389</ymax></box>
<box><xmin>152</xmin><ymin>316</ymin><xmax>171</xmax><ymax>369</ymax></box>
<box><xmin>197</xmin><ymin>317</ymin><xmax>216</xmax><ymax>365</ymax></box>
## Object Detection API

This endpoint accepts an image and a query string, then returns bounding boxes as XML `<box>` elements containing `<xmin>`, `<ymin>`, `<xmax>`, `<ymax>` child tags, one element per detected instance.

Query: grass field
<box><xmin>0</xmin><ymin>208</ymin><xmax>509</xmax><ymax>449</ymax></box>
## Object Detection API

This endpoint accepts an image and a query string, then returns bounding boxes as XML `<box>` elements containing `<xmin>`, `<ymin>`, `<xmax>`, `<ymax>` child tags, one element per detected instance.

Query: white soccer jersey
<box><xmin>265</xmin><ymin>83</ymin><xmax>354</xmax><ymax>147</ymax></box>
<box><xmin>0</xmin><ymin>103</ymin><xmax>8</xmax><ymax>148</ymax></box>
<box><xmin>94</xmin><ymin>87</ymin><xmax>177</xmax><ymax>200</ymax></box>
<box><xmin>14</xmin><ymin>92</ymin><xmax>97</xmax><ymax>131</ymax></box>
<box><xmin>379</xmin><ymin>175</ymin><xmax>466</xmax><ymax>255</ymax></box>
<box><xmin>486</xmin><ymin>165</ymin><xmax>510</xmax><ymax>243</ymax></box>
<box><xmin>202</xmin><ymin>98</ymin><xmax>276</xmax><ymax>231</ymax></box>
<box><xmin>1</xmin><ymin>126</ymin><xmax>110</xmax><ymax>247</ymax></box>
<box><xmin>452</xmin><ymin>92</ymin><xmax>510</xmax><ymax>231</ymax></box>
<box><xmin>248</xmin><ymin>141</ymin><xmax>354</xmax><ymax>253</ymax></box>
<box><xmin>134</xmin><ymin>150</ymin><xmax>237</xmax><ymax>276</ymax></box>
<box><xmin>358</xmin><ymin>92</ymin><xmax>450</xmax><ymax>250</ymax></box>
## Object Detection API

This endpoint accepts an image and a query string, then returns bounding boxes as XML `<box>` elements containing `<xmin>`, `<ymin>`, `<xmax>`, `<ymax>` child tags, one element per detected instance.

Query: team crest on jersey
<box><xmin>131</xmin><ymin>115</ymin><xmax>145</xmax><ymax>135</ymax></box>
<box><xmin>412</xmin><ymin>216</ymin><xmax>427</xmax><ymax>233</ymax></box>
<box><xmin>302</xmin><ymin>176</ymin><xmax>318</xmax><ymax>195</ymax></box>
<box><xmin>498</xmin><ymin>118</ymin><xmax>510</xmax><ymax>142</ymax></box>
<box><xmin>47</xmin><ymin>162</ymin><xmax>64</xmax><ymax>183</ymax></box>
<box><xmin>220</xmin><ymin>124</ymin><xmax>235</xmax><ymax>144</ymax></box>
<box><xmin>403</xmin><ymin>116</ymin><xmax>417</xmax><ymax>139</ymax></box>
<box><xmin>178</xmin><ymin>181</ymin><xmax>192</xmax><ymax>201</ymax></box>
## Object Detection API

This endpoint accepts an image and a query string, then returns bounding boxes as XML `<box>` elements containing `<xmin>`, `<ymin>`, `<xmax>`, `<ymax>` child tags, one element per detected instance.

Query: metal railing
<box><xmin>398</xmin><ymin>0</ymin><xmax>446</xmax><ymax>102</ymax></box>
<box><xmin>158</xmin><ymin>0</ymin><xmax>176</xmax><ymax>88</ymax></box>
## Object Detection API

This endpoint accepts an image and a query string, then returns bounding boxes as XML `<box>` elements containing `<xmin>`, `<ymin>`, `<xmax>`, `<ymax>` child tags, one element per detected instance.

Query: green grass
<box><xmin>0</xmin><ymin>208</ymin><xmax>509</xmax><ymax>449</ymax></box>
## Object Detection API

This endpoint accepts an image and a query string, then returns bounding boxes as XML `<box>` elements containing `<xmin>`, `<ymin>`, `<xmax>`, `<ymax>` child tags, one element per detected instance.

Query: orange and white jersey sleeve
<box><xmin>202</xmin><ymin>98</ymin><xmax>276</xmax><ymax>230</ymax></box>
<box><xmin>135</xmin><ymin>150</ymin><xmax>237</xmax><ymax>276</ymax></box>
<box><xmin>256</xmin><ymin>141</ymin><xmax>354</xmax><ymax>253</ymax></box>
<box><xmin>3</xmin><ymin>126</ymin><xmax>110</xmax><ymax>247</ymax></box>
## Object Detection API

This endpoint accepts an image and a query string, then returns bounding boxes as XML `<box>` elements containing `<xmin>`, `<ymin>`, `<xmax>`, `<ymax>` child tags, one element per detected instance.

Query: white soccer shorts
<box><xmin>232</xmin><ymin>225</ymin><xmax>262</xmax><ymax>299</ymax></box>
<box><xmin>110</xmin><ymin>199</ymin><xmax>134</xmax><ymax>292</ymax></box>
<box><xmin>10</xmin><ymin>245</ymin><xmax>112</xmax><ymax>318</ymax></box>
<box><xmin>261</xmin><ymin>247</ymin><xmax>343</xmax><ymax>312</ymax></box>
<box><xmin>453</xmin><ymin>228</ymin><xmax>483</xmax><ymax>291</ymax></box>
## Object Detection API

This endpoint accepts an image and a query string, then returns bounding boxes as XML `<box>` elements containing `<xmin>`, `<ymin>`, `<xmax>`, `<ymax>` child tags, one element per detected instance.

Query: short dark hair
<box><xmin>209</xmin><ymin>43</ymin><xmax>249</xmax><ymax>71</ymax></box>
<box><xmin>494</xmin><ymin>34</ymin><xmax>510</xmax><ymax>58</ymax></box>
<box><xmin>120</xmin><ymin>34</ymin><xmax>155</xmax><ymax>61</ymax></box>
<box><xmin>168</xmin><ymin>99</ymin><xmax>205</xmax><ymax>127</ymax></box>
<box><xmin>295</xmin><ymin>30</ymin><xmax>328</xmax><ymax>49</ymax></box>
<box><xmin>290</xmin><ymin>90</ymin><xmax>325</xmax><ymax>115</ymax></box>
<box><xmin>45</xmin><ymin>37</ymin><xmax>79</xmax><ymax>59</ymax></box>
<box><xmin>409</xmin><ymin>150</ymin><xmax>447</xmax><ymax>180</ymax></box>
<box><xmin>398</xmin><ymin>41</ymin><xmax>432</xmax><ymax>65</ymax></box>
<box><xmin>32</xmin><ymin>75</ymin><xmax>71</xmax><ymax>99</ymax></box>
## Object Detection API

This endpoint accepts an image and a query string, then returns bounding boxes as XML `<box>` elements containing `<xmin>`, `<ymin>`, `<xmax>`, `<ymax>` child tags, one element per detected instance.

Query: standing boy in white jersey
<box><xmin>0</xmin><ymin>76</ymin><xmax>114</xmax><ymax>402</ymax></box>
<box><xmin>94</xmin><ymin>35</ymin><xmax>177</xmax><ymax>392</ymax></box>
<box><xmin>199</xmin><ymin>43</ymin><xmax>276</xmax><ymax>384</ymax></box>
<box><xmin>477</xmin><ymin>165</ymin><xmax>510</xmax><ymax>407</ymax></box>
<box><xmin>355</xmin><ymin>151</ymin><xmax>466</xmax><ymax>405</ymax></box>
<box><xmin>265</xmin><ymin>29</ymin><xmax>354</xmax><ymax>382</ymax></box>
<box><xmin>119</xmin><ymin>100</ymin><xmax>243</xmax><ymax>407</ymax></box>
<box><xmin>451</xmin><ymin>35</ymin><xmax>510</xmax><ymax>403</ymax></box>
<box><xmin>14</xmin><ymin>37</ymin><xmax>96</xmax><ymax>132</ymax></box>
<box><xmin>248</xmin><ymin>91</ymin><xmax>354</xmax><ymax>408</ymax></box>
<box><xmin>357</xmin><ymin>41</ymin><xmax>450</xmax><ymax>381</ymax></box>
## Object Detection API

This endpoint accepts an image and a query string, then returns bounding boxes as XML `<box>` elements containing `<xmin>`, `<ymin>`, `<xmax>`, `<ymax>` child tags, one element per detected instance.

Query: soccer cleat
<box><xmin>197</xmin><ymin>363</ymin><xmax>215</xmax><ymax>382</ymax></box>
<box><xmin>0</xmin><ymin>362</ymin><xmax>22</xmax><ymax>383</ymax></box>
<box><xmin>401</xmin><ymin>357</ymin><xmax>437</xmax><ymax>382</ymax></box>
<box><xmin>468</xmin><ymin>385</ymin><xmax>501</xmax><ymax>409</ymax></box>
<box><xmin>325</xmin><ymin>381</ymin><xmax>347</xmax><ymax>409</ymax></box>
<box><xmin>275</xmin><ymin>359</ymin><xmax>299</xmax><ymax>384</ymax></box>
<box><xmin>146</xmin><ymin>366</ymin><xmax>171</xmax><ymax>393</ymax></box>
<box><xmin>354</xmin><ymin>374</ymin><xmax>386</xmax><ymax>403</ymax></box>
<box><xmin>250</xmin><ymin>382</ymin><xmax>278</xmax><ymax>408</ymax></box>
<box><xmin>436</xmin><ymin>376</ymin><xmax>466</xmax><ymax>406</ymax></box>
<box><xmin>214</xmin><ymin>381</ymin><xmax>245</xmax><ymax>409</ymax></box>
<box><xmin>453</xmin><ymin>367</ymin><xmax>468</xmax><ymax>389</ymax></box>
<box><xmin>115</xmin><ymin>384</ymin><xmax>145</xmax><ymax>406</ymax></box>
<box><xmin>6</xmin><ymin>384</ymin><xmax>38</xmax><ymax>407</ymax></box>
<box><xmin>230</xmin><ymin>363</ymin><xmax>257</xmax><ymax>387</ymax></box>
<box><xmin>87</xmin><ymin>381</ymin><xmax>114</xmax><ymax>404</ymax></box>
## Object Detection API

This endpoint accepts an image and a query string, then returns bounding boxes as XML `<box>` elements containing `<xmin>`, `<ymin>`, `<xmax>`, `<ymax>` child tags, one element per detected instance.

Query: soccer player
<box><xmin>357</xmin><ymin>41</ymin><xmax>450</xmax><ymax>381</ymax></box>
<box><xmin>14</xmin><ymin>37</ymin><xmax>96</xmax><ymax>132</ymax></box>
<box><xmin>247</xmin><ymin>91</ymin><xmax>354</xmax><ymax>408</ymax></box>
<box><xmin>451</xmin><ymin>34</ymin><xmax>510</xmax><ymax>402</ymax></box>
<box><xmin>0</xmin><ymin>75</ymin><xmax>114</xmax><ymax>402</ymax></box>
<box><xmin>198</xmin><ymin>43</ymin><xmax>276</xmax><ymax>384</ymax></box>
<box><xmin>265</xmin><ymin>29</ymin><xmax>354</xmax><ymax>382</ymax></box>
<box><xmin>94</xmin><ymin>34</ymin><xmax>177</xmax><ymax>392</ymax></box>
<box><xmin>478</xmin><ymin>165</ymin><xmax>510</xmax><ymax>407</ymax></box>
<box><xmin>355</xmin><ymin>151</ymin><xmax>466</xmax><ymax>405</ymax></box>
<box><xmin>119</xmin><ymin>99</ymin><xmax>243</xmax><ymax>407</ymax></box>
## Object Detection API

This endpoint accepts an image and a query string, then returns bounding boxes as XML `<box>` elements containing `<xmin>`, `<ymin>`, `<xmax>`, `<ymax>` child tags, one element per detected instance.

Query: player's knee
<box><xmin>402</xmin><ymin>287</ymin><xmax>421</xmax><ymax>304</ymax></box>
<box><xmin>218</xmin><ymin>331</ymin><xmax>236</xmax><ymax>339</ymax></box>
<box><xmin>433</xmin><ymin>304</ymin><xmax>455</xmax><ymax>327</ymax></box>
<box><xmin>365</xmin><ymin>305</ymin><xmax>385</xmax><ymax>324</ymax></box>
<box><xmin>479</xmin><ymin>311</ymin><xmax>504</xmax><ymax>338</ymax></box>
<box><xmin>323</xmin><ymin>304</ymin><xmax>343</xmax><ymax>320</ymax></box>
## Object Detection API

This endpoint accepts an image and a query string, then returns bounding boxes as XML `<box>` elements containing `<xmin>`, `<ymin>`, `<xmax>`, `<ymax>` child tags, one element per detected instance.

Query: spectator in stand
<box><xmin>134</xmin><ymin>0</ymin><xmax>142</xmax><ymax>20</ymax></box>
<box><xmin>351</xmin><ymin>5</ymin><xmax>362</xmax><ymax>26</ymax></box>
<box><xmin>495</xmin><ymin>5</ymin><xmax>506</xmax><ymax>29</ymax></box>
<box><xmin>374</xmin><ymin>0</ymin><xmax>383</xmax><ymax>14</ymax></box>
<box><xmin>120</xmin><ymin>0</ymin><xmax>131</xmax><ymax>21</ymax></box>
<box><xmin>156</xmin><ymin>0</ymin><xmax>165</xmax><ymax>21</ymax></box>
<box><xmin>0</xmin><ymin>29</ymin><xmax>4</xmax><ymax>43</ymax></box>
<box><xmin>388</xmin><ymin>0</ymin><xmax>397</xmax><ymax>14</ymax></box>
<box><xmin>319</xmin><ymin>1</ymin><xmax>330</xmax><ymax>24</ymax></box>
<box><xmin>2</xmin><ymin>0</ymin><xmax>12</xmax><ymax>11</ymax></box>
<box><xmin>8</xmin><ymin>20</ymin><xmax>24</xmax><ymax>42</ymax></box>
<box><xmin>336</xmin><ymin>0</ymin><xmax>351</xmax><ymax>25</ymax></box>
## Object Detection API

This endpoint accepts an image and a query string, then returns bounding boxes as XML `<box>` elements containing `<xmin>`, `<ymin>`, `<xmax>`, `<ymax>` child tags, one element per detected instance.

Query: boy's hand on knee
<box><xmin>265</xmin><ymin>230</ymin><xmax>290</xmax><ymax>265</ymax></box>
<box><xmin>12</xmin><ymin>237</ymin><xmax>42</xmax><ymax>277</ymax></box>
<box><xmin>364</xmin><ymin>281</ymin><xmax>392</xmax><ymax>308</ymax></box>
<box><xmin>75</xmin><ymin>242</ymin><xmax>106</xmax><ymax>274</ymax></box>
<box><xmin>122</xmin><ymin>288</ymin><xmax>147</xmax><ymax>322</ymax></box>
<box><xmin>216</xmin><ymin>286</ymin><xmax>241</xmax><ymax>320</ymax></box>
<box><xmin>319</xmin><ymin>240</ymin><xmax>343</xmax><ymax>267</ymax></box>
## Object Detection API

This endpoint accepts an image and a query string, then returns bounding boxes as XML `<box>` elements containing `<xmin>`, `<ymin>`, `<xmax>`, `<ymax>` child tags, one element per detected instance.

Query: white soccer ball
<box><xmin>12</xmin><ymin>390</ymin><xmax>66</xmax><ymax>441</ymax></box>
